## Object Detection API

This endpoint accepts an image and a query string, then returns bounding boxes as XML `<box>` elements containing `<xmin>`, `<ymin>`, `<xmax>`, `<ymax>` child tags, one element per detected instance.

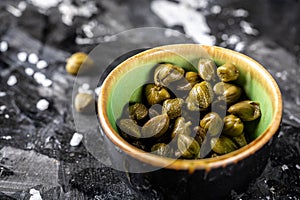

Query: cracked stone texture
<box><xmin>0</xmin><ymin>0</ymin><xmax>299</xmax><ymax>199</ymax></box>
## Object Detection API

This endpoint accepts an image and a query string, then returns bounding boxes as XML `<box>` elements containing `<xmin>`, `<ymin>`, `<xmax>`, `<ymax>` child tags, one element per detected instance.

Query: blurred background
<box><xmin>0</xmin><ymin>0</ymin><xmax>299</xmax><ymax>199</ymax></box>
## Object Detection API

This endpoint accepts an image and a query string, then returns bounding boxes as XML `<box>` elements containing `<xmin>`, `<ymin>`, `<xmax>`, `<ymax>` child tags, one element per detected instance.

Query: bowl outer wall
<box><xmin>98</xmin><ymin>44</ymin><xmax>282</xmax><ymax>172</ymax></box>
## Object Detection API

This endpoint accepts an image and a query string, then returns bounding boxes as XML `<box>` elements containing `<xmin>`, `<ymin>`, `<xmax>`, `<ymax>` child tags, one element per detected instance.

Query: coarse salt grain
<box><xmin>0</xmin><ymin>41</ymin><xmax>9</xmax><ymax>52</ymax></box>
<box><xmin>17</xmin><ymin>52</ymin><xmax>28</xmax><ymax>62</ymax></box>
<box><xmin>210</xmin><ymin>5</ymin><xmax>221</xmax><ymax>14</ymax></box>
<box><xmin>0</xmin><ymin>92</ymin><xmax>6</xmax><ymax>97</ymax></box>
<box><xmin>94</xmin><ymin>86</ymin><xmax>101</xmax><ymax>96</ymax></box>
<box><xmin>4</xmin><ymin>114</ymin><xmax>9</xmax><ymax>119</ymax></box>
<box><xmin>25</xmin><ymin>68</ymin><xmax>34</xmax><ymax>76</ymax></box>
<box><xmin>29</xmin><ymin>188</ymin><xmax>43</xmax><ymax>200</ymax></box>
<box><xmin>36</xmin><ymin>60</ymin><xmax>48</xmax><ymax>69</ymax></box>
<box><xmin>7</xmin><ymin>75</ymin><xmax>17</xmax><ymax>86</ymax></box>
<box><xmin>36</xmin><ymin>99</ymin><xmax>49</xmax><ymax>111</ymax></box>
<box><xmin>42</xmin><ymin>79</ymin><xmax>52</xmax><ymax>87</ymax></box>
<box><xmin>70</xmin><ymin>132</ymin><xmax>83</xmax><ymax>147</ymax></box>
<box><xmin>33</xmin><ymin>72</ymin><xmax>46</xmax><ymax>84</ymax></box>
<box><xmin>28</xmin><ymin>53</ymin><xmax>39</xmax><ymax>64</ymax></box>
<box><xmin>281</xmin><ymin>164</ymin><xmax>289</xmax><ymax>171</ymax></box>
<box><xmin>0</xmin><ymin>105</ymin><xmax>6</xmax><ymax>111</ymax></box>
<box><xmin>1</xmin><ymin>136</ymin><xmax>12</xmax><ymax>140</ymax></box>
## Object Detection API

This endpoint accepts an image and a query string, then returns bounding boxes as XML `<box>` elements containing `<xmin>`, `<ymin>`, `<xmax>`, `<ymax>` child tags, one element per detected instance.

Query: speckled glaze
<box><xmin>98</xmin><ymin>44</ymin><xmax>282</xmax><ymax>199</ymax></box>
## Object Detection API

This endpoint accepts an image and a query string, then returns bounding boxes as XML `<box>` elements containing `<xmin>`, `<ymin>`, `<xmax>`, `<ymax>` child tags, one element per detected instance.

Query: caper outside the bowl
<box><xmin>74</xmin><ymin>92</ymin><xmax>95</xmax><ymax>114</ymax></box>
<box><xmin>66</xmin><ymin>52</ymin><xmax>94</xmax><ymax>75</ymax></box>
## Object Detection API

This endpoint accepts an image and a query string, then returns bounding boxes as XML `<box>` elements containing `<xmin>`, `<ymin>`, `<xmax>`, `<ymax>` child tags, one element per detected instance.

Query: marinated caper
<box><xmin>151</xmin><ymin>143</ymin><xmax>171</xmax><ymax>157</ymax></box>
<box><xmin>194</xmin><ymin>126</ymin><xmax>206</xmax><ymax>145</ymax></box>
<box><xmin>74</xmin><ymin>92</ymin><xmax>94</xmax><ymax>114</ymax></box>
<box><xmin>232</xmin><ymin>133</ymin><xmax>247</xmax><ymax>147</ymax></box>
<box><xmin>222</xmin><ymin>114</ymin><xmax>244</xmax><ymax>137</ymax></box>
<box><xmin>118</xmin><ymin>119</ymin><xmax>141</xmax><ymax>138</ymax></box>
<box><xmin>200</xmin><ymin>112</ymin><xmax>223</xmax><ymax>137</ymax></box>
<box><xmin>186</xmin><ymin>81</ymin><xmax>214</xmax><ymax>111</ymax></box>
<box><xmin>145</xmin><ymin>84</ymin><xmax>171</xmax><ymax>105</ymax></box>
<box><xmin>141</xmin><ymin>113</ymin><xmax>169</xmax><ymax>138</ymax></box>
<box><xmin>162</xmin><ymin>98</ymin><xmax>184</xmax><ymax>119</ymax></box>
<box><xmin>177</xmin><ymin>71</ymin><xmax>201</xmax><ymax>91</ymax></box>
<box><xmin>177</xmin><ymin>134</ymin><xmax>200</xmax><ymax>159</ymax></box>
<box><xmin>198</xmin><ymin>58</ymin><xmax>216</xmax><ymax>81</ymax></box>
<box><xmin>154</xmin><ymin>63</ymin><xmax>185</xmax><ymax>87</ymax></box>
<box><xmin>171</xmin><ymin>117</ymin><xmax>192</xmax><ymax>139</ymax></box>
<box><xmin>66</xmin><ymin>52</ymin><xmax>94</xmax><ymax>75</ymax></box>
<box><xmin>129</xmin><ymin>103</ymin><xmax>148</xmax><ymax>121</ymax></box>
<box><xmin>217</xmin><ymin>63</ymin><xmax>239</xmax><ymax>82</ymax></box>
<box><xmin>210</xmin><ymin>136</ymin><xmax>238</xmax><ymax>155</ymax></box>
<box><xmin>213</xmin><ymin>82</ymin><xmax>242</xmax><ymax>104</ymax></box>
<box><xmin>228</xmin><ymin>100</ymin><xmax>261</xmax><ymax>121</ymax></box>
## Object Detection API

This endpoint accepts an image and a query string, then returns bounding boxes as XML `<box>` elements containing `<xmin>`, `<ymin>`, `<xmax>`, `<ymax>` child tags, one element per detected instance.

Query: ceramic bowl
<box><xmin>98</xmin><ymin>44</ymin><xmax>282</xmax><ymax>199</ymax></box>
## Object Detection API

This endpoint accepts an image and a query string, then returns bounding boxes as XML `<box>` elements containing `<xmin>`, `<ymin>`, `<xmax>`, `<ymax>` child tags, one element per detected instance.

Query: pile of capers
<box><xmin>117</xmin><ymin>58</ymin><xmax>261</xmax><ymax>159</ymax></box>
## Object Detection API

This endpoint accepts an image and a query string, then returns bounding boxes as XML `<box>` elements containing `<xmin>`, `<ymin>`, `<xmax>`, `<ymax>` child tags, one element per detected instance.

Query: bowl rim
<box><xmin>98</xmin><ymin>44</ymin><xmax>282</xmax><ymax>172</ymax></box>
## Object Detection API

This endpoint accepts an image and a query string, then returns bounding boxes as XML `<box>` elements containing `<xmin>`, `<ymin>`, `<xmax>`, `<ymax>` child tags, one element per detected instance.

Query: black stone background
<box><xmin>0</xmin><ymin>0</ymin><xmax>299</xmax><ymax>199</ymax></box>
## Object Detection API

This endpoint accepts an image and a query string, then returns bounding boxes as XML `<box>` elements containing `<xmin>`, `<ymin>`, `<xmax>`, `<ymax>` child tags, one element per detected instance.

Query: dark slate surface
<box><xmin>0</xmin><ymin>0</ymin><xmax>299</xmax><ymax>199</ymax></box>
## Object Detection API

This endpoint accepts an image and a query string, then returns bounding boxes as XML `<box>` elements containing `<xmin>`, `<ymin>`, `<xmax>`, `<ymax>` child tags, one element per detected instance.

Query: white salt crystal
<box><xmin>28</xmin><ymin>53</ymin><xmax>39</xmax><ymax>64</ymax></box>
<box><xmin>4</xmin><ymin>114</ymin><xmax>9</xmax><ymax>119</ymax></box>
<box><xmin>234</xmin><ymin>41</ymin><xmax>245</xmax><ymax>52</ymax></box>
<box><xmin>70</xmin><ymin>132</ymin><xmax>83</xmax><ymax>147</ymax></box>
<box><xmin>7</xmin><ymin>75</ymin><xmax>17</xmax><ymax>86</ymax></box>
<box><xmin>0</xmin><ymin>41</ymin><xmax>8</xmax><ymax>52</ymax></box>
<box><xmin>296</xmin><ymin>164</ymin><xmax>300</xmax><ymax>170</ymax></box>
<box><xmin>240</xmin><ymin>21</ymin><xmax>259</xmax><ymax>36</ymax></box>
<box><xmin>17</xmin><ymin>52</ymin><xmax>28</xmax><ymax>62</ymax></box>
<box><xmin>25</xmin><ymin>68</ymin><xmax>34</xmax><ymax>76</ymax></box>
<box><xmin>232</xmin><ymin>9</ymin><xmax>249</xmax><ymax>18</ymax></box>
<box><xmin>281</xmin><ymin>164</ymin><xmax>289</xmax><ymax>171</ymax></box>
<box><xmin>36</xmin><ymin>60</ymin><xmax>48</xmax><ymax>69</ymax></box>
<box><xmin>1</xmin><ymin>136</ymin><xmax>12</xmax><ymax>140</ymax></box>
<box><xmin>33</xmin><ymin>72</ymin><xmax>46</xmax><ymax>84</ymax></box>
<box><xmin>78</xmin><ymin>83</ymin><xmax>92</xmax><ymax>94</ymax></box>
<box><xmin>0</xmin><ymin>92</ymin><xmax>6</xmax><ymax>97</ymax></box>
<box><xmin>18</xmin><ymin>1</ymin><xmax>27</xmax><ymax>11</ymax></box>
<box><xmin>210</xmin><ymin>5</ymin><xmax>222</xmax><ymax>14</ymax></box>
<box><xmin>36</xmin><ymin>99</ymin><xmax>49</xmax><ymax>111</ymax></box>
<box><xmin>227</xmin><ymin>35</ymin><xmax>240</xmax><ymax>45</ymax></box>
<box><xmin>41</xmin><ymin>79</ymin><xmax>52</xmax><ymax>87</ymax></box>
<box><xmin>6</xmin><ymin>5</ymin><xmax>22</xmax><ymax>17</ymax></box>
<box><xmin>94</xmin><ymin>86</ymin><xmax>101</xmax><ymax>96</ymax></box>
<box><xmin>0</xmin><ymin>105</ymin><xmax>6</xmax><ymax>111</ymax></box>
<box><xmin>29</xmin><ymin>188</ymin><xmax>43</xmax><ymax>200</ymax></box>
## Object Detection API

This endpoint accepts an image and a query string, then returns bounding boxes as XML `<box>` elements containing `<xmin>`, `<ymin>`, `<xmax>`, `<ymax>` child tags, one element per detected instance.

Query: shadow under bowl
<box><xmin>98</xmin><ymin>44</ymin><xmax>282</xmax><ymax>199</ymax></box>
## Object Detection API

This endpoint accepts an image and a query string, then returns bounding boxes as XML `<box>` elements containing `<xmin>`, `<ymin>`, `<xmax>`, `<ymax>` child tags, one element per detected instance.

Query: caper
<box><xmin>210</xmin><ymin>136</ymin><xmax>238</xmax><ymax>155</ymax></box>
<box><xmin>213</xmin><ymin>82</ymin><xmax>242</xmax><ymax>104</ymax></box>
<box><xmin>194</xmin><ymin>126</ymin><xmax>206</xmax><ymax>146</ymax></box>
<box><xmin>177</xmin><ymin>134</ymin><xmax>200</xmax><ymax>159</ymax></box>
<box><xmin>129</xmin><ymin>103</ymin><xmax>148</xmax><ymax>121</ymax></box>
<box><xmin>198</xmin><ymin>58</ymin><xmax>216</xmax><ymax>81</ymax></box>
<box><xmin>145</xmin><ymin>84</ymin><xmax>171</xmax><ymax>105</ymax></box>
<box><xmin>151</xmin><ymin>143</ymin><xmax>171</xmax><ymax>157</ymax></box>
<box><xmin>162</xmin><ymin>98</ymin><xmax>184</xmax><ymax>119</ymax></box>
<box><xmin>228</xmin><ymin>100</ymin><xmax>261</xmax><ymax>121</ymax></box>
<box><xmin>74</xmin><ymin>92</ymin><xmax>94</xmax><ymax>114</ymax></box>
<box><xmin>154</xmin><ymin>63</ymin><xmax>185</xmax><ymax>87</ymax></box>
<box><xmin>186</xmin><ymin>81</ymin><xmax>214</xmax><ymax>111</ymax></box>
<box><xmin>171</xmin><ymin>117</ymin><xmax>192</xmax><ymax>139</ymax></box>
<box><xmin>177</xmin><ymin>71</ymin><xmax>201</xmax><ymax>91</ymax></box>
<box><xmin>141</xmin><ymin>113</ymin><xmax>169</xmax><ymax>138</ymax></box>
<box><xmin>222</xmin><ymin>114</ymin><xmax>244</xmax><ymax>137</ymax></box>
<box><xmin>118</xmin><ymin>119</ymin><xmax>141</xmax><ymax>138</ymax></box>
<box><xmin>232</xmin><ymin>133</ymin><xmax>247</xmax><ymax>147</ymax></box>
<box><xmin>66</xmin><ymin>52</ymin><xmax>94</xmax><ymax>75</ymax></box>
<box><xmin>217</xmin><ymin>63</ymin><xmax>239</xmax><ymax>82</ymax></box>
<box><xmin>200</xmin><ymin>112</ymin><xmax>223</xmax><ymax>137</ymax></box>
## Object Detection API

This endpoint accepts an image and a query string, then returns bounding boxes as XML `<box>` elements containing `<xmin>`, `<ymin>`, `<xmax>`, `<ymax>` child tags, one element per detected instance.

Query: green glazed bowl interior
<box><xmin>99</xmin><ymin>44</ymin><xmax>282</xmax><ymax>172</ymax></box>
